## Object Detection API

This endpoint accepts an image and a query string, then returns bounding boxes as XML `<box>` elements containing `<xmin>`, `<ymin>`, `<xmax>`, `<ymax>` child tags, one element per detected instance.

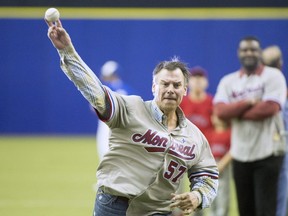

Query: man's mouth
<box><xmin>164</xmin><ymin>97</ymin><xmax>176</xmax><ymax>101</ymax></box>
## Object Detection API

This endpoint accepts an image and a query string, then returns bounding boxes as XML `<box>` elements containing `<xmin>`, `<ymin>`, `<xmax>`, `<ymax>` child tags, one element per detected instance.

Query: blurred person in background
<box><xmin>95</xmin><ymin>60</ymin><xmax>134</xmax><ymax>160</ymax></box>
<box><xmin>213</xmin><ymin>36</ymin><xmax>287</xmax><ymax>216</ymax></box>
<box><xmin>205</xmin><ymin>113</ymin><xmax>231</xmax><ymax>216</ymax></box>
<box><xmin>262</xmin><ymin>45</ymin><xmax>288</xmax><ymax>216</ymax></box>
<box><xmin>180</xmin><ymin>66</ymin><xmax>213</xmax><ymax>139</ymax></box>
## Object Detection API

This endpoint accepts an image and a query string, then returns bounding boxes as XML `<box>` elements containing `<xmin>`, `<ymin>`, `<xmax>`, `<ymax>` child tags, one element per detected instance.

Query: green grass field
<box><xmin>0</xmin><ymin>136</ymin><xmax>239</xmax><ymax>216</ymax></box>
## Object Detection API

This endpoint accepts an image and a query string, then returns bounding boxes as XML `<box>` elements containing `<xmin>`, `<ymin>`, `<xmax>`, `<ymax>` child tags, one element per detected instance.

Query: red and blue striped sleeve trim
<box><xmin>189</xmin><ymin>171</ymin><xmax>219</xmax><ymax>180</ymax></box>
<box><xmin>95</xmin><ymin>87</ymin><xmax>115</xmax><ymax>122</ymax></box>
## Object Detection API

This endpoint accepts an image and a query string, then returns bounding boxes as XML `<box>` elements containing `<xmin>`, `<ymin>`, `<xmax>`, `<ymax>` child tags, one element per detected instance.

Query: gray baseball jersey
<box><xmin>58</xmin><ymin>45</ymin><xmax>218</xmax><ymax>215</ymax></box>
<box><xmin>213</xmin><ymin>66</ymin><xmax>287</xmax><ymax>162</ymax></box>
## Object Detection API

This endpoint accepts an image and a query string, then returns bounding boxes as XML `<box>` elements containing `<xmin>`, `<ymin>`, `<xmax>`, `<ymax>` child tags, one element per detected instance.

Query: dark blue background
<box><xmin>1</xmin><ymin>18</ymin><xmax>287</xmax><ymax>134</ymax></box>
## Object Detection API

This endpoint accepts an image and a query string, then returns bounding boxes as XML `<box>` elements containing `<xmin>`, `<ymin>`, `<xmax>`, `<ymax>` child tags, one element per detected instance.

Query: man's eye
<box><xmin>241</xmin><ymin>48</ymin><xmax>258</xmax><ymax>52</ymax></box>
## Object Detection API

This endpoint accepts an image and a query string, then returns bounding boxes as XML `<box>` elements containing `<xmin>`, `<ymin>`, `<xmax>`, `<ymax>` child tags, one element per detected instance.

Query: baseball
<box><xmin>45</xmin><ymin>8</ymin><xmax>60</xmax><ymax>22</ymax></box>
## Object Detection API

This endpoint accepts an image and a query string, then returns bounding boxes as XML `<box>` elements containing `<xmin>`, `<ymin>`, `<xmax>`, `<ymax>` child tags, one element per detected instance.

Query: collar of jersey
<box><xmin>151</xmin><ymin>100</ymin><xmax>187</xmax><ymax>128</ymax></box>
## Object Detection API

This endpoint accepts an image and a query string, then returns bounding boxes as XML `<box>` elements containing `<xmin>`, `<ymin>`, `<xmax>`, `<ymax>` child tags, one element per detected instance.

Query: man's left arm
<box><xmin>181</xmin><ymin>137</ymin><xmax>218</xmax><ymax>210</ymax></box>
<box><xmin>241</xmin><ymin>101</ymin><xmax>280</xmax><ymax>120</ymax></box>
<box><xmin>187</xmin><ymin>168</ymin><xmax>218</xmax><ymax>210</ymax></box>
<box><xmin>242</xmin><ymin>69</ymin><xmax>287</xmax><ymax>120</ymax></box>
<box><xmin>170</xmin><ymin>175</ymin><xmax>218</xmax><ymax>214</ymax></box>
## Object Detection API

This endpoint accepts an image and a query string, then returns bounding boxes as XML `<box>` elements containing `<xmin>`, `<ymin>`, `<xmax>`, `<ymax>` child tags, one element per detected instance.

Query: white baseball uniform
<box><xmin>213</xmin><ymin>66</ymin><xmax>287</xmax><ymax>162</ymax></box>
<box><xmin>58</xmin><ymin>45</ymin><xmax>218</xmax><ymax>215</ymax></box>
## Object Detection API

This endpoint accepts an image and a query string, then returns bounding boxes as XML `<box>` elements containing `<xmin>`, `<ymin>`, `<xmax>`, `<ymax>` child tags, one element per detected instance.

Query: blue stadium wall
<box><xmin>0</xmin><ymin>7</ymin><xmax>287</xmax><ymax>135</ymax></box>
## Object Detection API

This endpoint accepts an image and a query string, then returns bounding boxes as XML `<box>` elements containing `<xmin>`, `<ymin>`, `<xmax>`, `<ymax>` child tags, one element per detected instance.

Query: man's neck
<box><xmin>241</xmin><ymin>64</ymin><xmax>264</xmax><ymax>76</ymax></box>
<box><xmin>163</xmin><ymin>111</ymin><xmax>178</xmax><ymax>132</ymax></box>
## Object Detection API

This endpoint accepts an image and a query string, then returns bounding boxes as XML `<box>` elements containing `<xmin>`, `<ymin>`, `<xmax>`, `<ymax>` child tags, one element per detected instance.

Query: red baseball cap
<box><xmin>189</xmin><ymin>66</ymin><xmax>207</xmax><ymax>77</ymax></box>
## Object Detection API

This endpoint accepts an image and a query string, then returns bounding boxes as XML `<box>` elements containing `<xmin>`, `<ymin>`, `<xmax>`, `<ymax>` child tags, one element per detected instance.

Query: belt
<box><xmin>98</xmin><ymin>187</ymin><xmax>130</xmax><ymax>202</ymax></box>
<box><xmin>116</xmin><ymin>195</ymin><xmax>130</xmax><ymax>202</ymax></box>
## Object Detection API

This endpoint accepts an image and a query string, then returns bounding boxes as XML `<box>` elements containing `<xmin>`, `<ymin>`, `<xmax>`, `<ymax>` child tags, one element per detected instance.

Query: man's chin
<box><xmin>242</xmin><ymin>60</ymin><xmax>258</xmax><ymax>71</ymax></box>
<box><xmin>244</xmin><ymin>64</ymin><xmax>258</xmax><ymax>71</ymax></box>
<box><xmin>163</xmin><ymin>102</ymin><xmax>178</xmax><ymax>110</ymax></box>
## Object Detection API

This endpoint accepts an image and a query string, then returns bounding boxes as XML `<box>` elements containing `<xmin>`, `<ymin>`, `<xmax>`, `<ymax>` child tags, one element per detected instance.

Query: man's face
<box><xmin>152</xmin><ymin>68</ymin><xmax>187</xmax><ymax>113</ymax></box>
<box><xmin>238</xmin><ymin>40</ymin><xmax>262</xmax><ymax>71</ymax></box>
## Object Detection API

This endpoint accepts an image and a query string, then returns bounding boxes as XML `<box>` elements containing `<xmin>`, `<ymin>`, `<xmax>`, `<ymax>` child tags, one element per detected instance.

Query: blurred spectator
<box><xmin>94</xmin><ymin>60</ymin><xmax>135</xmax><ymax>160</ymax></box>
<box><xmin>213</xmin><ymin>36</ymin><xmax>287</xmax><ymax>216</ymax></box>
<box><xmin>262</xmin><ymin>46</ymin><xmax>283</xmax><ymax>70</ymax></box>
<box><xmin>180</xmin><ymin>66</ymin><xmax>213</xmax><ymax>138</ymax></box>
<box><xmin>262</xmin><ymin>45</ymin><xmax>288</xmax><ymax>216</ymax></box>
<box><xmin>205</xmin><ymin>114</ymin><xmax>231</xmax><ymax>216</ymax></box>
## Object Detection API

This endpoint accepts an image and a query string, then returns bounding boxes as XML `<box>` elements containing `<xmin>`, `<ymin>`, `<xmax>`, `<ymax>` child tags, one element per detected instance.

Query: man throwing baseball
<box><xmin>46</xmin><ymin>19</ymin><xmax>218</xmax><ymax>216</ymax></box>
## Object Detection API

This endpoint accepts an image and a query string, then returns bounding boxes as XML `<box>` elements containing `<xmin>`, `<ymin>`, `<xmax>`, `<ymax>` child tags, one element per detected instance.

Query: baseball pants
<box><xmin>232</xmin><ymin>155</ymin><xmax>283</xmax><ymax>216</ymax></box>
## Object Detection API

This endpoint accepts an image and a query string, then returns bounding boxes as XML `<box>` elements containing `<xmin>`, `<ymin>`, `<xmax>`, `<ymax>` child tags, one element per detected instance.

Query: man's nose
<box><xmin>167</xmin><ymin>84</ymin><xmax>175</xmax><ymax>93</ymax></box>
<box><xmin>245</xmin><ymin>49</ymin><xmax>254</xmax><ymax>55</ymax></box>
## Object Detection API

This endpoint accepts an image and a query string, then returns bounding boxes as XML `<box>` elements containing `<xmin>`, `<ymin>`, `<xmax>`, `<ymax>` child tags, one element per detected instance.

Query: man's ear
<box><xmin>152</xmin><ymin>82</ymin><xmax>155</xmax><ymax>96</ymax></box>
<box><xmin>184</xmin><ymin>87</ymin><xmax>187</xmax><ymax>96</ymax></box>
